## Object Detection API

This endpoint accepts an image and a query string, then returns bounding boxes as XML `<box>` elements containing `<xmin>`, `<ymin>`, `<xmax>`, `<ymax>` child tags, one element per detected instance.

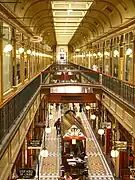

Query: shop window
<box><xmin>2</xmin><ymin>22</ymin><xmax>12</xmax><ymax>92</ymax></box>
<box><xmin>124</xmin><ymin>45</ymin><xmax>133</xmax><ymax>82</ymax></box>
<box><xmin>113</xmin><ymin>48</ymin><xmax>119</xmax><ymax>78</ymax></box>
<box><xmin>24</xmin><ymin>52</ymin><xmax>28</xmax><ymax>79</ymax></box>
<box><xmin>16</xmin><ymin>44</ymin><xmax>21</xmax><ymax>84</ymax></box>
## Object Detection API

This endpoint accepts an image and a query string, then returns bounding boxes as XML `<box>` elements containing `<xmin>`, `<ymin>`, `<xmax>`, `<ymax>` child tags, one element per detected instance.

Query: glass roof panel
<box><xmin>51</xmin><ymin>1</ymin><xmax>93</xmax><ymax>45</ymax></box>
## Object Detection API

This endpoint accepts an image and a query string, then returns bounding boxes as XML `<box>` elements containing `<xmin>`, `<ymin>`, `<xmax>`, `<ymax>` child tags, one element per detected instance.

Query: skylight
<box><xmin>51</xmin><ymin>1</ymin><xmax>93</xmax><ymax>45</ymax></box>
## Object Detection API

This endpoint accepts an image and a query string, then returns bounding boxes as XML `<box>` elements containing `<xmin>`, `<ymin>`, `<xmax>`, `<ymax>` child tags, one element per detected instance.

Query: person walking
<box><xmin>54</xmin><ymin>118</ymin><xmax>61</xmax><ymax>135</ymax></box>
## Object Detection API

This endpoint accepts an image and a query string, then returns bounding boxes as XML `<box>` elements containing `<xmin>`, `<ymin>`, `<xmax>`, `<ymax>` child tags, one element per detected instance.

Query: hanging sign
<box><xmin>114</xmin><ymin>141</ymin><xmax>127</xmax><ymax>151</ymax></box>
<box><xmin>130</xmin><ymin>168</ymin><xmax>135</xmax><ymax>179</ymax></box>
<box><xmin>17</xmin><ymin>168</ymin><xmax>36</xmax><ymax>179</ymax></box>
<box><xmin>28</xmin><ymin>139</ymin><xmax>41</xmax><ymax>149</ymax></box>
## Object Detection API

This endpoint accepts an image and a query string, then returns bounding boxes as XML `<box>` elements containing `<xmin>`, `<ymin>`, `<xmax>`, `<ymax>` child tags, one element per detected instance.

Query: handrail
<box><xmin>0</xmin><ymin>66</ymin><xmax>51</xmax><ymax>144</ymax></box>
<box><xmin>70</xmin><ymin>63</ymin><xmax>135</xmax><ymax>107</ymax></box>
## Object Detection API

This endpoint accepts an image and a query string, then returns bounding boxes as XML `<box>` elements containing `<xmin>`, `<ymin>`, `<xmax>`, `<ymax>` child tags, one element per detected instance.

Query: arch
<box><xmin>95</xmin><ymin>0</ymin><xmax>123</xmax><ymax>23</ymax></box>
<box><xmin>83</xmin><ymin>16</ymin><xmax>104</xmax><ymax>33</ymax></box>
<box><xmin>87</xmin><ymin>9</ymin><xmax>112</xmax><ymax>28</ymax></box>
<box><xmin>79</xmin><ymin>22</ymin><xmax>99</xmax><ymax>36</ymax></box>
<box><xmin>22</xmin><ymin>1</ymin><xmax>50</xmax><ymax>21</ymax></box>
<box><xmin>36</xmin><ymin>25</ymin><xmax>54</xmax><ymax>34</ymax></box>
<box><xmin>32</xmin><ymin>16</ymin><xmax>53</xmax><ymax>29</ymax></box>
<box><xmin>29</xmin><ymin>9</ymin><xmax>53</xmax><ymax>26</ymax></box>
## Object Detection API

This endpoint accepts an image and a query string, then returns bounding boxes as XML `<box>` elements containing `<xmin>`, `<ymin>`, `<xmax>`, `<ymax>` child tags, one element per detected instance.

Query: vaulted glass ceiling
<box><xmin>51</xmin><ymin>1</ymin><xmax>93</xmax><ymax>45</ymax></box>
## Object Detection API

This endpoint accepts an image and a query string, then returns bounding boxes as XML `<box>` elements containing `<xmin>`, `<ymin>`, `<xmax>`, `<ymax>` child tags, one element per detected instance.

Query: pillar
<box><xmin>114</xmin><ymin>122</ymin><xmax>120</xmax><ymax>178</ymax></box>
<box><xmin>20</xmin><ymin>35</ymin><xmax>25</xmax><ymax>84</ymax></box>
<box><xmin>132</xmin><ymin>137</ymin><xmax>135</xmax><ymax>167</ymax></box>
<box><xmin>0</xmin><ymin>23</ymin><xmax>3</xmax><ymax>102</ymax></box>
<box><xmin>132</xmin><ymin>30</ymin><xmax>135</xmax><ymax>84</ymax></box>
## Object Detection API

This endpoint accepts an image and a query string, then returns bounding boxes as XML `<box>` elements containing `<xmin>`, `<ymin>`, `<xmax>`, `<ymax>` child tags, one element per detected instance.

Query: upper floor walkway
<box><xmin>0</xmin><ymin>62</ymin><xmax>135</xmax><ymax>155</ymax></box>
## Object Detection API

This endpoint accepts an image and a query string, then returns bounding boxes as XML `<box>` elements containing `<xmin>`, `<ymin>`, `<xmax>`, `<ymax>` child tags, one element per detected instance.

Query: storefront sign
<box><xmin>17</xmin><ymin>168</ymin><xmax>36</xmax><ymax>179</ymax></box>
<box><xmin>115</xmin><ymin>141</ymin><xmax>127</xmax><ymax>151</ymax></box>
<box><xmin>130</xmin><ymin>168</ymin><xmax>135</xmax><ymax>179</ymax></box>
<box><xmin>28</xmin><ymin>139</ymin><xmax>41</xmax><ymax>149</ymax></box>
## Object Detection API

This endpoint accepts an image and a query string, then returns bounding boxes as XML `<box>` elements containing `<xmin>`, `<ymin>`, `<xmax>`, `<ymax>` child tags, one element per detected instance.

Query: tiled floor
<box><xmin>80</xmin><ymin>112</ymin><xmax>114</xmax><ymax>180</ymax></box>
<box><xmin>40</xmin><ymin>110</ymin><xmax>60</xmax><ymax>178</ymax></box>
<box><xmin>39</xmin><ymin>109</ymin><xmax>114</xmax><ymax>180</ymax></box>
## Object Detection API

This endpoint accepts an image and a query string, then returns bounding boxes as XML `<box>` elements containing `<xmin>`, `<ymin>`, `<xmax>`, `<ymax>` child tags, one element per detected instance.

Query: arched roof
<box><xmin>2</xmin><ymin>0</ymin><xmax>135</xmax><ymax>49</ymax></box>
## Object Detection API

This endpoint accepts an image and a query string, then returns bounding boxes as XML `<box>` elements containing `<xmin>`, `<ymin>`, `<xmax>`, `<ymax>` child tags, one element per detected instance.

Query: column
<box><xmin>114</xmin><ymin>123</ymin><xmax>120</xmax><ymax>178</ymax></box>
<box><xmin>132</xmin><ymin>137</ymin><xmax>135</xmax><ymax>167</ymax></box>
<box><xmin>20</xmin><ymin>36</ymin><xmax>25</xmax><ymax>84</ymax></box>
<box><xmin>0</xmin><ymin>25</ymin><xmax>3</xmax><ymax>102</ymax></box>
<box><xmin>132</xmin><ymin>30</ymin><xmax>135</xmax><ymax>84</ymax></box>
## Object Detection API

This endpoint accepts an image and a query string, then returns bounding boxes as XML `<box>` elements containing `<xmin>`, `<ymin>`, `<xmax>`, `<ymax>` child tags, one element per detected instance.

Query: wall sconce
<box><xmin>90</xmin><ymin>114</ymin><xmax>96</xmax><ymax>120</ymax></box>
<box><xmin>93</xmin><ymin>53</ymin><xmax>97</xmax><ymax>57</ymax></box>
<box><xmin>40</xmin><ymin>147</ymin><xmax>49</xmax><ymax>157</ymax></box>
<box><xmin>18</xmin><ymin>47</ymin><xmax>24</xmax><ymax>54</ymax></box>
<box><xmin>26</xmin><ymin>49</ymin><xmax>31</xmax><ymax>54</ymax></box>
<box><xmin>97</xmin><ymin>52</ymin><xmax>103</xmax><ymax>57</ymax></box>
<box><xmin>104</xmin><ymin>51</ymin><xmax>110</xmax><ymax>56</ymax></box>
<box><xmin>3</xmin><ymin>44</ymin><xmax>13</xmax><ymax>53</ymax></box>
<box><xmin>126</xmin><ymin>48</ymin><xmax>132</xmax><ymax>55</ymax></box>
<box><xmin>98</xmin><ymin>128</ymin><xmax>104</xmax><ymax>135</ymax></box>
<box><xmin>110</xmin><ymin>149</ymin><xmax>119</xmax><ymax>158</ymax></box>
<box><xmin>113</xmin><ymin>50</ymin><xmax>119</xmax><ymax>57</ymax></box>
<box><xmin>40</xmin><ymin>132</ymin><xmax>48</xmax><ymax>157</ymax></box>
<box><xmin>86</xmin><ymin>105</ymin><xmax>91</xmax><ymax>110</ymax></box>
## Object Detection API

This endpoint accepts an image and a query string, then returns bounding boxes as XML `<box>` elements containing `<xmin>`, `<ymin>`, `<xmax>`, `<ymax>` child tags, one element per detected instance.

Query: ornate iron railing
<box><xmin>102</xmin><ymin>74</ymin><xmax>135</xmax><ymax>107</ymax></box>
<box><xmin>0</xmin><ymin>75</ymin><xmax>40</xmax><ymax>143</ymax></box>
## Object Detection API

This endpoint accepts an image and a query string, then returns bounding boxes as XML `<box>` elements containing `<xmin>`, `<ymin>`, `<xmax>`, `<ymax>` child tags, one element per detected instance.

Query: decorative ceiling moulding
<box><xmin>78</xmin><ymin>16</ymin><xmax>135</xmax><ymax>50</ymax></box>
<box><xmin>69</xmin><ymin>0</ymin><xmax>129</xmax><ymax>48</ymax></box>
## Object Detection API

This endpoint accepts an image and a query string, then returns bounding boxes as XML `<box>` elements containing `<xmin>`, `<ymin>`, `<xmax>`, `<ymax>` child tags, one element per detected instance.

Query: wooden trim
<box><xmin>0</xmin><ymin>73</ymin><xmax>39</xmax><ymax>108</ymax></box>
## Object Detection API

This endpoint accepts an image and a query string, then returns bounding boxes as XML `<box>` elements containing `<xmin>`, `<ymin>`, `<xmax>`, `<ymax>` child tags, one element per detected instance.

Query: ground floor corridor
<box><xmin>36</xmin><ymin>107</ymin><xmax>114</xmax><ymax>180</ymax></box>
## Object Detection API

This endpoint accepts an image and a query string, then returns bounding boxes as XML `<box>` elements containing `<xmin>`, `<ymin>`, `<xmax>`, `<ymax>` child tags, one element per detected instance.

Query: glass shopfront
<box><xmin>124</xmin><ymin>32</ymin><xmax>133</xmax><ymax>83</ymax></box>
<box><xmin>104</xmin><ymin>40</ymin><xmax>111</xmax><ymax>75</ymax></box>
<box><xmin>2</xmin><ymin>22</ymin><xmax>12</xmax><ymax>92</ymax></box>
<box><xmin>113</xmin><ymin>37</ymin><xmax>119</xmax><ymax>78</ymax></box>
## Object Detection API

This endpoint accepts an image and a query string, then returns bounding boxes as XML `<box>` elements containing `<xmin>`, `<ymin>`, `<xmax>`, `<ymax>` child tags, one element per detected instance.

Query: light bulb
<box><xmin>126</xmin><ymin>48</ymin><xmax>132</xmax><ymax>55</ymax></box>
<box><xmin>90</xmin><ymin>114</ymin><xmax>96</xmax><ymax>120</ymax></box>
<box><xmin>26</xmin><ymin>49</ymin><xmax>31</xmax><ymax>54</ymax></box>
<box><xmin>111</xmin><ymin>149</ymin><xmax>119</xmax><ymax>158</ymax></box>
<box><xmin>18</xmin><ymin>47</ymin><xmax>24</xmax><ymax>54</ymax></box>
<box><xmin>49</xmin><ymin>114</ymin><xmax>53</xmax><ymax>119</ymax></box>
<box><xmin>40</xmin><ymin>149</ymin><xmax>48</xmax><ymax>157</ymax></box>
<box><xmin>3</xmin><ymin>44</ymin><xmax>13</xmax><ymax>53</ymax></box>
<box><xmin>98</xmin><ymin>129</ymin><xmax>104</xmax><ymax>135</ymax></box>
<box><xmin>46</xmin><ymin>127</ymin><xmax>51</xmax><ymax>134</ymax></box>
<box><xmin>86</xmin><ymin>105</ymin><xmax>90</xmax><ymax>110</ymax></box>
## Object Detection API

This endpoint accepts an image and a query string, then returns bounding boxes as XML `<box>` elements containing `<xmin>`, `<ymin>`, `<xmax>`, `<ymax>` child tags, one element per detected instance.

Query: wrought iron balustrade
<box><xmin>0</xmin><ymin>75</ymin><xmax>40</xmax><ymax>143</ymax></box>
<box><xmin>102</xmin><ymin>74</ymin><xmax>135</xmax><ymax>107</ymax></box>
